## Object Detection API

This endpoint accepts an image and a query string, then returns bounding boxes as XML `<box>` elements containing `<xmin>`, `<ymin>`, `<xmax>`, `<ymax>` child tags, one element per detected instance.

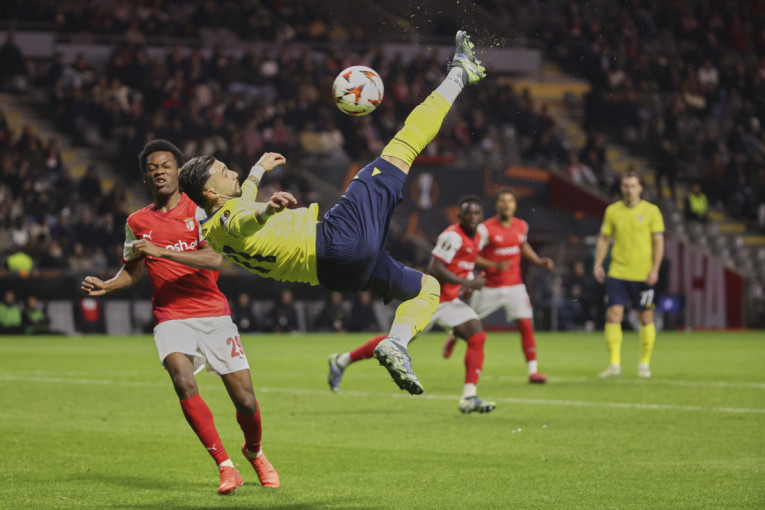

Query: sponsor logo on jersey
<box><xmin>142</xmin><ymin>231</ymin><xmax>153</xmax><ymax>240</ymax></box>
<box><xmin>457</xmin><ymin>261</ymin><xmax>476</xmax><ymax>270</ymax></box>
<box><xmin>494</xmin><ymin>246</ymin><xmax>520</xmax><ymax>256</ymax></box>
<box><xmin>165</xmin><ymin>239</ymin><xmax>198</xmax><ymax>251</ymax></box>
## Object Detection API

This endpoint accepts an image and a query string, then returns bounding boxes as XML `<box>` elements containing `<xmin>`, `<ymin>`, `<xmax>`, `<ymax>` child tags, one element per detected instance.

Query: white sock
<box><xmin>387</xmin><ymin>323</ymin><xmax>414</xmax><ymax>347</ymax></box>
<box><xmin>434</xmin><ymin>68</ymin><xmax>464</xmax><ymax>105</ymax></box>
<box><xmin>218</xmin><ymin>459</ymin><xmax>234</xmax><ymax>468</ymax></box>
<box><xmin>462</xmin><ymin>383</ymin><xmax>477</xmax><ymax>399</ymax></box>
<box><xmin>244</xmin><ymin>446</ymin><xmax>262</xmax><ymax>460</ymax></box>
<box><xmin>337</xmin><ymin>352</ymin><xmax>351</xmax><ymax>367</ymax></box>
<box><xmin>527</xmin><ymin>360</ymin><xmax>538</xmax><ymax>375</ymax></box>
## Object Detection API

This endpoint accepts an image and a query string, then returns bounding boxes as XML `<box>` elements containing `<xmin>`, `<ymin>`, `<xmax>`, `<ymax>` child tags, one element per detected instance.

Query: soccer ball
<box><xmin>332</xmin><ymin>65</ymin><xmax>384</xmax><ymax>116</ymax></box>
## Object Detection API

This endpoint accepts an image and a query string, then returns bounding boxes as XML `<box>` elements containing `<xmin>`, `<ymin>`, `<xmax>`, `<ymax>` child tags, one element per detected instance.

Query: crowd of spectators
<box><xmin>0</xmin><ymin>105</ymin><xmax>131</xmax><ymax>276</ymax></box>
<box><xmin>533</xmin><ymin>0</ymin><xmax>765</xmax><ymax>229</ymax></box>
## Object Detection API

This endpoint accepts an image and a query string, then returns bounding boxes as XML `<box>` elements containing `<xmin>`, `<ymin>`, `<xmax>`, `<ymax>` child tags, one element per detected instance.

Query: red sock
<box><xmin>236</xmin><ymin>404</ymin><xmax>262</xmax><ymax>455</ymax></box>
<box><xmin>179</xmin><ymin>393</ymin><xmax>229</xmax><ymax>465</ymax></box>
<box><xmin>517</xmin><ymin>318</ymin><xmax>537</xmax><ymax>362</ymax></box>
<box><xmin>350</xmin><ymin>334</ymin><xmax>387</xmax><ymax>362</ymax></box>
<box><xmin>464</xmin><ymin>332</ymin><xmax>486</xmax><ymax>384</ymax></box>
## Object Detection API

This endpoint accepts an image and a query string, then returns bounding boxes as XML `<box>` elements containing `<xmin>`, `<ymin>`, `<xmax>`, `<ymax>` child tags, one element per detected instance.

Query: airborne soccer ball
<box><xmin>332</xmin><ymin>65</ymin><xmax>384</xmax><ymax>116</ymax></box>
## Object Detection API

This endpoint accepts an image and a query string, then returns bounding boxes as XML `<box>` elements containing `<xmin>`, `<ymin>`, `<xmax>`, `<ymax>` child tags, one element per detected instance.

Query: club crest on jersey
<box><xmin>184</xmin><ymin>217</ymin><xmax>195</xmax><ymax>231</ymax></box>
<box><xmin>638</xmin><ymin>215</ymin><xmax>644</xmax><ymax>222</ymax></box>
<box><xmin>220</xmin><ymin>209</ymin><xmax>232</xmax><ymax>233</ymax></box>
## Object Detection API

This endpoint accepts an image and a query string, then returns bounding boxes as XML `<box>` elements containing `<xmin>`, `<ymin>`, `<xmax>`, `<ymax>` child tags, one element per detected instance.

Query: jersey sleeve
<box><xmin>431</xmin><ymin>230</ymin><xmax>463</xmax><ymax>264</ymax></box>
<box><xmin>520</xmin><ymin>220</ymin><xmax>529</xmax><ymax>243</ymax></box>
<box><xmin>650</xmin><ymin>206</ymin><xmax>665</xmax><ymax>234</ymax></box>
<box><xmin>220</xmin><ymin>199</ymin><xmax>270</xmax><ymax>238</ymax></box>
<box><xmin>122</xmin><ymin>221</ymin><xmax>141</xmax><ymax>262</ymax></box>
<box><xmin>195</xmin><ymin>207</ymin><xmax>207</xmax><ymax>246</ymax></box>
<box><xmin>477</xmin><ymin>223</ymin><xmax>489</xmax><ymax>251</ymax></box>
<box><xmin>240</xmin><ymin>179</ymin><xmax>259</xmax><ymax>202</ymax></box>
<box><xmin>600</xmin><ymin>205</ymin><xmax>614</xmax><ymax>236</ymax></box>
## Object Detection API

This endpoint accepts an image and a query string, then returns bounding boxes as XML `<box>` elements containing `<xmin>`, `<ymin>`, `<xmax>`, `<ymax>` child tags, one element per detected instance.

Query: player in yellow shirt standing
<box><xmin>593</xmin><ymin>171</ymin><xmax>664</xmax><ymax>378</ymax></box>
<box><xmin>178</xmin><ymin>31</ymin><xmax>486</xmax><ymax>395</ymax></box>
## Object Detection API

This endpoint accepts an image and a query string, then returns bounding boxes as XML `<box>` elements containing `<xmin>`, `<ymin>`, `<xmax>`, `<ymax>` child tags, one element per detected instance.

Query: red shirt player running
<box><xmin>443</xmin><ymin>188</ymin><xmax>554</xmax><ymax>383</ymax></box>
<box><xmin>81</xmin><ymin>140</ymin><xmax>280</xmax><ymax>495</ymax></box>
<box><xmin>326</xmin><ymin>196</ymin><xmax>496</xmax><ymax>414</ymax></box>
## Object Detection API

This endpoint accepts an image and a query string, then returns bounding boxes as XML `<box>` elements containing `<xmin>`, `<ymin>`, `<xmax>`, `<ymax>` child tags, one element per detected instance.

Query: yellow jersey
<box><xmin>201</xmin><ymin>181</ymin><xmax>320</xmax><ymax>285</ymax></box>
<box><xmin>601</xmin><ymin>200</ymin><xmax>664</xmax><ymax>281</ymax></box>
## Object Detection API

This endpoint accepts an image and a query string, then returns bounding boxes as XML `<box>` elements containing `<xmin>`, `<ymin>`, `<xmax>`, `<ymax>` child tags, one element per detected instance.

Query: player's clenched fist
<box><xmin>255</xmin><ymin>152</ymin><xmax>287</xmax><ymax>171</ymax></box>
<box><xmin>81</xmin><ymin>276</ymin><xmax>107</xmax><ymax>296</ymax></box>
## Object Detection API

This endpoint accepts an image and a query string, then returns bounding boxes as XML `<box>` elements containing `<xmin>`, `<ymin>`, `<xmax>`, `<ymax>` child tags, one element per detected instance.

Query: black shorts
<box><xmin>316</xmin><ymin>157</ymin><xmax>422</xmax><ymax>303</ymax></box>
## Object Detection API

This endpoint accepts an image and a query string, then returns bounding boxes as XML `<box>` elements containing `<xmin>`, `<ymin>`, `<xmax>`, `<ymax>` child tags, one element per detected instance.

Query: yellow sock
<box><xmin>381</xmin><ymin>92</ymin><xmax>451</xmax><ymax>166</ymax></box>
<box><xmin>390</xmin><ymin>275</ymin><xmax>440</xmax><ymax>340</ymax></box>
<box><xmin>604</xmin><ymin>322</ymin><xmax>622</xmax><ymax>366</ymax></box>
<box><xmin>639</xmin><ymin>322</ymin><xmax>656</xmax><ymax>365</ymax></box>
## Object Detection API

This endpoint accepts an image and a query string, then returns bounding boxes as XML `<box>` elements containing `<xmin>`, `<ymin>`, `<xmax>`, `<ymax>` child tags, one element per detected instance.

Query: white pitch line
<box><xmin>2</xmin><ymin>374</ymin><xmax>764</xmax><ymax>415</ymax></box>
<box><xmin>483</xmin><ymin>375</ymin><xmax>765</xmax><ymax>390</ymax></box>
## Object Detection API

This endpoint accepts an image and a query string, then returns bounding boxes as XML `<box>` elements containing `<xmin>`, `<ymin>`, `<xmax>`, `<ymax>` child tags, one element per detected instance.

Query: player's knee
<box><xmin>234</xmin><ymin>393</ymin><xmax>258</xmax><ymax>415</ymax></box>
<box><xmin>466</xmin><ymin>329</ymin><xmax>486</xmax><ymax>348</ymax></box>
<box><xmin>172</xmin><ymin>377</ymin><xmax>198</xmax><ymax>400</ymax></box>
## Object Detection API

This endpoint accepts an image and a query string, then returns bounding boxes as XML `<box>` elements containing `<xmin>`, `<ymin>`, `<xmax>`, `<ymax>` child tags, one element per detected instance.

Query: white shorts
<box><xmin>153</xmin><ymin>316</ymin><xmax>248</xmax><ymax>377</ymax></box>
<box><xmin>470</xmin><ymin>284</ymin><xmax>533</xmax><ymax>321</ymax></box>
<box><xmin>422</xmin><ymin>298</ymin><xmax>480</xmax><ymax>333</ymax></box>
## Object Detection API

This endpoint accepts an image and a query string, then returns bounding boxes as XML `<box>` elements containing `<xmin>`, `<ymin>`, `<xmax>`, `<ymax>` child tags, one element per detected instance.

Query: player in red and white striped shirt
<box><xmin>443</xmin><ymin>188</ymin><xmax>554</xmax><ymax>383</ymax></box>
<box><xmin>81</xmin><ymin>140</ymin><xmax>279</xmax><ymax>494</ymax></box>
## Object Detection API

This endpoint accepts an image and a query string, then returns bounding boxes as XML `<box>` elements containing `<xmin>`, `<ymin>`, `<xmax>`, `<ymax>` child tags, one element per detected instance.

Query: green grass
<box><xmin>1</xmin><ymin>331</ymin><xmax>763</xmax><ymax>509</ymax></box>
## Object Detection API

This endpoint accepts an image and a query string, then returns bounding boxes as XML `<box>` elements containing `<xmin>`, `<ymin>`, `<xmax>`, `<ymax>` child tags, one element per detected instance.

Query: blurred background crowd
<box><xmin>1</xmin><ymin>0</ymin><xmax>764</xmax><ymax>331</ymax></box>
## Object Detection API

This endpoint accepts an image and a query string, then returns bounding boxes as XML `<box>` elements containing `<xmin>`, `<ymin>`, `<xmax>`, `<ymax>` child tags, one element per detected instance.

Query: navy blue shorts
<box><xmin>604</xmin><ymin>277</ymin><xmax>655</xmax><ymax>311</ymax></box>
<box><xmin>316</xmin><ymin>158</ymin><xmax>423</xmax><ymax>303</ymax></box>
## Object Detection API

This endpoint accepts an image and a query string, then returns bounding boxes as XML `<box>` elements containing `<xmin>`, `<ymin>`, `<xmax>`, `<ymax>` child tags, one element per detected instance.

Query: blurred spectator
<box><xmin>557</xmin><ymin>261</ymin><xmax>596</xmax><ymax>331</ymax></box>
<box><xmin>566</xmin><ymin>152</ymin><xmax>599</xmax><ymax>188</ymax></box>
<box><xmin>22</xmin><ymin>295</ymin><xmax>53</xmax><ymax>334</ymax></box>
<box><xmin>349</xmin><ymin>290</ymin><xmax>380</xmax><ymax>332</ymax></box>
<box><xmin>231</xmin><ymin>292</ymin><xmax>259</xmax><ymax>333</ymax></box>
<box><xmin>684</xmin><ymin>182</ymin><xmax>709</xmax><ymax>223</ymax></box>
<box><xmin>6</xmin><ymin>245</ymin><xmax>34</xmax><ymax>276</ymax></box>
<box><xmin>267</xmin><ymin>288</ymin><xmax>299</xmax><ymax>333</ymax></box>
<box><xmin>313</xmin><ymin>291</ymin><xmax>347</xmax><ymax>332</ymax></box>
<box><xmin>75</xmin><ymin>297</ymin><xmax>106</xmax><ymax>334</ymax></box>
<box><xmin>0</xmin><ymin>34</ymin><xmax>28</xmax><ymax>90</ymax></box>
<box><xmin>0</xmin><ymin>289</ymin><xmax>23</xmax><ymax>334</ymax></box>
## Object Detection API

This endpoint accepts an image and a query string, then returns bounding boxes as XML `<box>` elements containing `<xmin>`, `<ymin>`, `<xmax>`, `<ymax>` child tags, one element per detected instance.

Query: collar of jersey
<box><xmin>200</xmin><ymin>206</ymin><xmax>223</xmax><ymax>225</ymax></box>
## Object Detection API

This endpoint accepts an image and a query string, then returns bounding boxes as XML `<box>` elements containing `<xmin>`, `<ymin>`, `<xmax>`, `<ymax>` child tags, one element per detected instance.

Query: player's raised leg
<box><xmin>373</xmin><ymin>31</ymin><xmax>485</xmax><ymax>394</ymax></box>
<box><xmin>379</xmin><ymin>30</ymin><xmax>485</xmax><ymax>175</ymax></box>
<box><xmin>328</xmin><ymin>334</ymin><xmax>387</xmax><ymax>392</ymax></box>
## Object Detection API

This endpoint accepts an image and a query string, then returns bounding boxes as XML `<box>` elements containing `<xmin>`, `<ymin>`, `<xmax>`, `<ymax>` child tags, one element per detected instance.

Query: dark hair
<box><xmin>178</xmin><ymin>155</ymin><xmax>216</xmax><ymax>207</ymax></box>
<box><xmin>137</xmin><ymin>139</ymin><xmax>185</xmax><ymax>175</ymax></box>
<box><xmin>457</xmin><ymin>194</ymin><xmax>483</xmax><ymax>209</ymax></box>
<box><xmin>496</xmin><ymin>187</ymin><xmax>517</xmax><ymax>200</ymax></box>
<box><xmin>622</xmin><ymin>170</ymin><xmax>642</xmax><ymax>184</ymax></box>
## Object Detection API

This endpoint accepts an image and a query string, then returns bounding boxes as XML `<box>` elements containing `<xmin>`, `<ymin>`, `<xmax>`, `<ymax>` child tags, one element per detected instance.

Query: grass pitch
<box><xmin>1</xmin><ymin>331</ymin><xmax>763</xmax><ymax>509</ymax></box>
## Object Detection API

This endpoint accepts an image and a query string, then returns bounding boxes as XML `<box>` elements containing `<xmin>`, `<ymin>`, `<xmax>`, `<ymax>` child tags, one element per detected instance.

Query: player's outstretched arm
<box><xmin>132</xmin><ymin>239</ymin><xmax>223</xmax><ymax>270</ymax></box>
<box><xmin>247</xmin><ymin>152</ymin><xmax>287</xmax><ymax>185</ymax></box>
<box><xmin>426</xmin><ymin>257</ymin><xmax>486</xmax><ymax>290</ymax></box>
<box><xmin>521</xmin><ymin>242</ymin><xmax>555</xmax><ymax>271</ymax></box>
<box><xmin>475</xmin><ymin>255</ymin><xmax>511</xmax><ymax>271</ymax></box>
<box><xmin>81</xmin><ymin>260</ymin><xmax>144</xmax><ymax>296</ymax></box>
